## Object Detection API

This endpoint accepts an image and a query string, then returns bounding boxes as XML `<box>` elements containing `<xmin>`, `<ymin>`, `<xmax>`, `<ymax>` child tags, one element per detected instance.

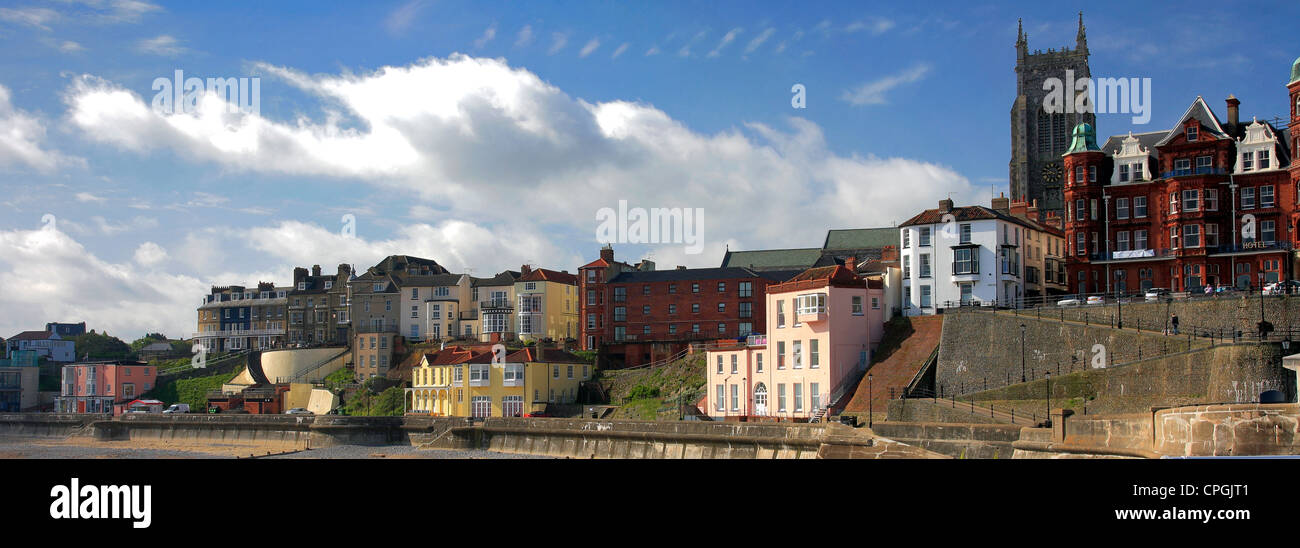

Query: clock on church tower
<box><xmin>1041</xmin><ymin>162</ymin><xmax>1063</xmax><ymax>184</ymax></box>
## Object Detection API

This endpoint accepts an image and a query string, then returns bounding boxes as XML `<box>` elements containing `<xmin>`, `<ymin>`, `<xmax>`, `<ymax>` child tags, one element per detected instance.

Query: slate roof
<box><xmin>608</xmin><ymin>267</ymin><xmax>765</xmax><ymax>284</ymax></box>
<box><xmin>823</xmin><ymin>227</ymin><xmax>897</xmax><ymax>250</ymax></box>
<box><xmin>1154</xmin><ymin>96</ymin><xmax>1229</xmax><ymax>146</ymax></box>
<box><xmin>472</xmin><ymin>271</ymin><xmax>522</xmax><ymax>287</ymax></box>
<box><xmin>900</xmin><ymin>205</ymin><xmax>1040</xmax><ymax>231</ymax></box>
<box><xmin>1101</xmin><ymin>130</ymin><xmax>1164</xmax><ymax>157</ymax></box>
<box><xmin>720</xmin><ymin>248</ymin><xmax>823</xmax><ymax>271</ymax></box>
<box><xmin>520</xmin><ymin>268</ymin><xmax>578</xmax><ymax>285</ymax></box>
<box><xmin>8</xmin><ymin>330</ymin><xmax>57</xmax><ymax>341</ymax></box>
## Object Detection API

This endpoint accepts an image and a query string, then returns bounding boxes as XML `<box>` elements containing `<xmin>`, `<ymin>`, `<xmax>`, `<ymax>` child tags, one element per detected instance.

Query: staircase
<box><xmin>807</xmin><ymin>407</ymin><xmax>829</xmax><ymax>423</ymax></box>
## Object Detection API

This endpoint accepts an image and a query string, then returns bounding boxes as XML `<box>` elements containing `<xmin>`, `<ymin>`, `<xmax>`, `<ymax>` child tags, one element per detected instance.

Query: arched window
<box><xmin>753</xmin><ymin>383</ymin><xmax>768</xmax><ymax>416</ymax></box>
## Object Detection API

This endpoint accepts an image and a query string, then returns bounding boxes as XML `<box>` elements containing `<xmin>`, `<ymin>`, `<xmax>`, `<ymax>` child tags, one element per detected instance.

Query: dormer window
<box><xmin>373</xmin><ymin>283</ymin><xmax>385</xmax><ymax>292</ymax></box>
<box><xmin>324</xmin><ymin>281</ymin><xmax>332</xmax><ymax>290</ymax></box>
<box><xmin>297</xmin><ymin>282</ymin><xmax>307</xmax><ymax>290</ymax></box>
<box><xmin>1243</xmin><ymin>152</ymin><xmax>1254</xmax><ymax>171</ymax></box>
<box><xmin>1258</xmin><ymin>150</ymin><xmax>1270</xmax><ymax>169</ymax></box>
<box><xmin>1186</xmin><ymin>126</ymin><xmax>1198</xmax><ymax>141</ymax></box>
<box><xmin>277</xmin><ymin>291</ymin><xmax>286</xmax><ymax>298</ymax></box>
<box><xmin>1133</xmin><ymin>163</ymin><xmax>1143</xmax><ymax>180</ymax></box>
<box><xmin>1118</xmin><ymin>164</ymin><xmax>1129</xmax><ymax>182</ymax></box>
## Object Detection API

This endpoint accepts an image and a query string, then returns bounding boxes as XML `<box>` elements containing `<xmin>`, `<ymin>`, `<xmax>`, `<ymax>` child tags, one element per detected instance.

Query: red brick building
<box><xmin>578</xmin><ymin>246</ymin><xmax>798</xmax><ymax>367</ymax></box>
<box><xmin>1062</xmin><ymin>84</ymin><xmax>1299</xmax><ymax>294</ymax></box>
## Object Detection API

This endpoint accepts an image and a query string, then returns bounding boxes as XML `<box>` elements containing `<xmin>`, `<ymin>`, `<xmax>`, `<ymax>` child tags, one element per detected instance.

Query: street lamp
<box><xmin>1019</xmin><ymin>323</ymin><xmax>1026</xmax><ymax>383</ymax></box>
<box><xmin>867</xmin><ymin>373</ymin><xmax>874</xmax><ymax>428</ymax></box>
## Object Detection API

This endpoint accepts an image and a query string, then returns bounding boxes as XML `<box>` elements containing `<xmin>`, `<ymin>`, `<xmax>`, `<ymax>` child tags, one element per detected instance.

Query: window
<box><xmin>809</xmin><ymin>339</ymin><xmax>819</xmax><ymax>368</ymax></box>
<box><xmin>919</xmin><ymin>254</ymin><xmax>931</xmax><ymax>277</ymax></box>
<box><xmin>1076</xmin><ymin>199</ymin><xmax>1085</xmax><ymax>221</ymax></box>
<box><xmin>851</xmin><ymin>296</ymin><xmax>863</xmax><ymax>315</ymax></box>
<box><xmin>717</xmin><ymin>303</ymin><xmax>726</xmax><ymax>313</ymax></box>
<box><xmin>903</xmin><ymin>260</ymin><xmax>910</xmax><ymax>279</ymax></box>
<box><xmin>614</xmin><ymin>326</ymin><xmax>626</xmax><ymax>341</ymax></box>
<box><xmin>716</xmin><ymin>385</ymin><xmax>725</xmax><ymax>412</ymax></box>
<box><xmin>1196</xmin><ymin>155</ymin><xmax>1213</xmax><ymax>172</ymax></box>
<box><xmin>692</xmin><ymin>324</ymin><xmax>700</xmax><ymax>334</ymax></box>
<box><xmin>717</xmin><ymin>282</ymin><xmax>726</xmax><ymax>293</ymax></box>
<box><xmin>919</xmin><ymin>227</ymin><xmax>931</xmax><ymax>247</ymax></box>
<box><xmin>1262</xmin><ymin>220</ymin><xmax>1276</xmax><ymax>243</ymax></box>
<box><xmin>587</xmin><ymin>314</ymin><xmax>596</xmax><ymax>329</ymax></box>
<box><xmin>730</xmin><ymin>384</ymin><xmax>739</xmax><ymax>412</ymax></box>
<box><xmin>1075</xmin><ymin>166</ymin><xmax>1085</xmax><ymax>183</ymax></box>
<box><xmin>1184</xmin><ymin>224</ymin><xmax>1201</xmax><ymax>248</ymax></box>
<box><xmin>778</xmin><ymin>384</ymin><xmax>786</xmax><ymax>412</ymax></box>
<box><xmin>586</xmin><ymin>290</ymin><xmax>595</xmax><ymax>305</ymax></box>
<box><xmin>691</xmin><ymin>303</ymin><xmax>700</xmax><ymax>314</ymax></box>
<box><xmin>1186</xmin><ymin>126</ymin><xmax>1197</xmax><ymax>141</ymax></box>
<box><xmin>1242</xmin><ymin>187</ymin><xmax>1255</xmax><ymax>209</ymax></box>
<box><xmin>953</xmin><ymin>247</ymin><xmax>978</xmax><ymax>274</ymax></box>
<box><xmin>643</xmin><ymin>325</ymin><xmax>650</xmax><ymax>335</ymax></box>
<box><xmin>1182</xmin><ymin>190</ymin><xmax>1199</xmax><ymax>211</ymax></box>
<box><xmin>792</xmin><ymin>340</ymin><xmax>802</xmax><ymax>369</ymax></box>
<box><xmin>642</xmin><ymin>285</ymin><xmax>650</xmax><ymax>296</ymax></box>
<box><xmin>959</xmin><ymin>224</ymin><xmax>971</xmax><ymax>243</ymax></box>
<box><xmin>613</xmin><ymin>287</ymin><xmax>626</xmax><ymax>302</ymax></box>
<box><xmin>1261</xmin><ymin>186</ymin><xmax>1275</xmax><ymax>208</ymax></box>
<box><xmin>1205</xmin><ymin>224</ymin><xmax>1218</xmax><ymax>247</ymax></box>
<box><xmin>1206</xmin><ymin>189</ymin><xmax>1218</xmax><ymax>211</ymax></box>
<box><xmin>920</xmin><ymin>285</ymin><xmax>932</xmax><ymax>308</ymax></box>
<box><xmin>739</xmin><ymin>302</ymin><xmax>752</xmax><ymax>318</ymax></box>
<box><xmin>1118</xmin><ymin>164</ymin><xmax>1129</xmax><ymax>182</ymax></box>
<box><xmin>668</xmin><ymin>324</ymin><xmax>677</xmax><ymax>335</ymax></box>
<box><xmin>871</xmin><ymin>297</ymin><xmax>880</xmax><ymax>309</ymax></box>
<box><xmin>1117</xmin><ymin>231</ymin><xmax>1130</xmax><ymax>252</ymax></box>
<box><xmin>1171</xmin><ymin>226</ymin><xmax>1180</xmax><ymax>249</ymax></box>
<box><xmin>668</xmin><ymin>304</ymin><xmax>677</xmax><ymax>315</ymax></box>
<box><xmin>1134</xmin><ymin>196</ymin><xmax>1147</xmax><ymax>218</ymax></box>
<box><xmin>1133</xmin><ymin>162</ymin><xmax>1143</xmax><ymax>180</ymax></box>
<box><xmin>1135</xmin><ymin>230</ymin><xmax>1148</xmax><ymax>251</ymax></box>
<box><xmin>643</xmin><ymin>305</ymin><xmax>651</xmax><ymax>315</ymax></box>
<box><xmin>1115</xmin><ymin>198</ymin><xmax>1129</xmax><ymax>219</ymax></box>
<box><xmin>1088</xmin><ymin>165</ymin><xmax>1097</xmax><ymax>182</ymax></box>
<box><xmin>1259</xmin><ymin>150</ymin><xmax>1271</xmax><ymax>169</ymax></box>
<box><xmin>904</xmin><ymin>287</ymin><xmax>911</xmax><ymax>308</ymax></box>
<box><xmin>668</xmin><ymin>284</ymin><xmax>677</xmax><ymax>294</ymax></box>
<box><xmin>794</xmin><ymin>384</ymin><xmax>803</xmax><ymax>413</ymax></box>
<box><xmin>902</xmin><ymin>230</ymin><xmax>910</xmax><ymax>248</ymax></box>
<box><xmin>567</xmin><ymin>365</ymin><xmax>574</xmax><ymax>379</ymax></box>
<box><xmin>717</xmin><ymin>323</ymin><xmax>726</xmax><ymax>334</ymax></box>
<box><xmin>614</xmin><ymin>307</ymin><xmax>626</xmax><ymax>321</ymax></box>
<box><xmin>795</xmin><ymin>293</ymin><xmax>826</xmax><ymax>315</ymax></box>
<box><xmin>1170</xmin><ymin>192</ymin><xmax>1178</xmax><ymax>213</ymax></box>
<box><xmin>1243</xmin><ymin>151</ymin><xmax>1254</xmax><ymax>171</ymax></box>
<box><xmin>1174</xmin><ymin>158</ymin><xmax>1191</xmax><ymax>174</ymax></box>
<box><xmin>730</xmin><ymin>355</ymin><xmax>738</xmax><ymax>374</ymax></box>
<box><xmin>692</xmin><ymin>283</ymin><xmax>700</xmax><ymax>293</ymax></box>
<box><xmin>738</xmin><ymin>281</ymin><xmax>752</xmax><ymax>297</ymax></box>
<box><xmin>777</xmin><ymin>341</ymin><xmax>785</xmax><ymax>369</ymax></box>
<box><xmin>755</xmin><ymin>354</ymin><xmax>763</xmax><ymax>373</ymax></box>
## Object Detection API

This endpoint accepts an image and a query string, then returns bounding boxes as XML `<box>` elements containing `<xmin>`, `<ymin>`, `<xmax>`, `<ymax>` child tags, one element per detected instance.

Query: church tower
<box><xmin>1009</xmin><ymin>13</ymin><xmax>1095</xmax><ymax>220</ymax></box>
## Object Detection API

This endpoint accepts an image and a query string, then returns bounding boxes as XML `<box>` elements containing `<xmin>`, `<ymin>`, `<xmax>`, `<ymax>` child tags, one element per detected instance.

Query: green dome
<box><xmin>1291</xmin><ymin>56</ymin><xmax>1300</xmax><ymax>84</ymax></box>
<box><xmin>1066</xmin><ymin>123</ymin><xmax>1100</xmax><ymax>154</ymax></box>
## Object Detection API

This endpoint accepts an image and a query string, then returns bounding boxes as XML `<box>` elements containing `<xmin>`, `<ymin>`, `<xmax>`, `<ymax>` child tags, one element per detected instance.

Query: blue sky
<box><xmin>0</xmin><ymin>0</ymin><xmax>1297</xmax><ymax>340</ymax></box>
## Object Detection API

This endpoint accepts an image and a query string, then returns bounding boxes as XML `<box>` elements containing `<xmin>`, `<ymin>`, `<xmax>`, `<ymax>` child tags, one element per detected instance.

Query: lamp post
<box><xmin>867</xmin><ymin>373</ymin><xmax>874</xmax><ymax>428</ymax></box>
<box><xmin>1019</xmin><ymin>323</ymin><xmax>1027</xmax><ymax>383</ymax></box>
<box><xmin>1164</xmin><ymin>296</ymin><xmax>1173</xmax><ymax>335</ymax></box>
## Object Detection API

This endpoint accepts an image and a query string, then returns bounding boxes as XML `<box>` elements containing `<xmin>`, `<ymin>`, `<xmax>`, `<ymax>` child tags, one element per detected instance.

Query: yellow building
<box><xmin>514</xmin><ymin>267</ymin><xmax>580</xmax><ymax>343</ymax></box>
<box><xmin>407</xmin><ymin>345</ymin><xmax>592</xmax><ymax>417</ymax></box>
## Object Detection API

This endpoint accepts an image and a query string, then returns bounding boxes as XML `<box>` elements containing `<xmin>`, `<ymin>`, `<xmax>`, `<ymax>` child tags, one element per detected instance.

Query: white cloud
<box><xmin>841</xmin><ymin>64</ymin><xmax>932</xmax><ymax>106</ymax></box>
<box><xmin>136</xmin><ymin>34</ymin><xmax>187</xmax><ymax>56</ymax></box>
<box><xmin>611</xmin><ymin>42</ymin><xmax>629</xmax><ymax>59</ymax></box>
<box><xmin>63</xmin><ymin>54</ymin><xmax>978</xmax><ymax>272</ymax></box>
<box><xmin>0</xmin><ymin>225</ymin><xmax>207</xmax><ymax>341</ymax></box>
<box><xmin>91</xmin><ymin>215</ymin><xmax>158</xmax><ymax>235</ymax></box>
<box><xmin>744</xmin><ymin>28</ymin><xmax>774</xmax><ymax>54</ymax></box>
<box><xmin>0</xmin><ymin>7</ymin><xmax>60</xmax><ymax>30</ymax></box>
<box><xmin>678</xmin><ymin>30</ymin><xmax>707</xmax><ymax>57</ymax></box>
<box><xmin>578</xmin><ymin>37</ymin><xmax>600</xmax><ymax>58</ymax></box>
<box><xmin>473</xmin><ymin>22</ymin><xmax>497</xmax><ymax>49</ymax></box>
<box><xmin>846</xmin><ymin>17</ymin><xmax>895</xmax><ymax>35</ymax></box>
<box><xmin>707</xmin><ymin>27</ymin><xmax>742</xmax><ymax>58</ymax></box>
<box><xmin>59</xmin><ymin>40</ymin><xmax>85</xmax><ymax>52</ymax></box>
<box><xmin>385</xmin><ymin>0</ymin><xmax>428</xmax><ymax>35</ymax></box>
<box><xmin>547</xmin><ymin>32</ymin><xmax>568</xmax><ymax>55</ymax></box>
<box><xmin>133</xmin><ymin>241</ymin><xmax>168</xmax><ymax>265</ymax></box>
<box><xmin>644</xmin><ymin>46</ymin><xmax>660</xmax><ymax>56</ymax></box>
<box><xmin>0</xmin><ymin>84</ymin><xmax>81</xmax><ymax>172</ymax></box>
<box><xmin>75</xmin><ymin>192</ymin><xmax>105</xmax><ymax>203</ymax></box>
<box><xmin>515</xmin><ymin>24</ymin><xmax>534</xmax><ymax>47</ymax></box>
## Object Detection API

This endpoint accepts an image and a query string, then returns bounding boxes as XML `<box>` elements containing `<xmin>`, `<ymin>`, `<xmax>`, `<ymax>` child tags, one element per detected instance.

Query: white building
<box><xmin>899</xmin><ymin>197</ymin><xmax>1037</xmax><ymax>313</ymax></box>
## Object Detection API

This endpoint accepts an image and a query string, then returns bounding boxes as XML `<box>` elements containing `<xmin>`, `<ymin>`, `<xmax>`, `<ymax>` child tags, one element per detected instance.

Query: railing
<box><xmin>893</xmin><ymin>387</ymin><xmax>1040</xmax><ymax>426</ymax></box>
<box><xmin>1162</xmin><ymin>167</ymin><xmax>1227</xmax><ymax>178</ymax></box>
<box><xmin>621</xmin><ymin>348</ymin><xmax>690</xmax><ymax>371</ymax></box>
<box><xmin>479</xmin><ymin>300</ymin><xmax>513</xmax><ymax>310</ymax></box>
<box><xmin>192</xmin><ymin>328</ymin><xmax>286</xmax><ymax>338</ymax></box>
<box><xmin>1212</xmin><ymin>241</ymin><xmax>1293</xmax><ymax>253</ymax></box>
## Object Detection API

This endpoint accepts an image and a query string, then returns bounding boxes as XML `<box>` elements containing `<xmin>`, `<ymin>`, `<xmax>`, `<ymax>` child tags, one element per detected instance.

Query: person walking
<box><xmin>1170</xmin><ymin>313</ymin><xmax>1180</xmax><ymax>335</ymax></box>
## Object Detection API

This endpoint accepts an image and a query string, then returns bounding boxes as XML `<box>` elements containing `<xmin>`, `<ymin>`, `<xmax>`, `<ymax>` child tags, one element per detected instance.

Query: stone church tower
<box><xmin>1009</xmin><ymin>13</ymin><xmax>1095</xmax><ymax>219</ymax></box>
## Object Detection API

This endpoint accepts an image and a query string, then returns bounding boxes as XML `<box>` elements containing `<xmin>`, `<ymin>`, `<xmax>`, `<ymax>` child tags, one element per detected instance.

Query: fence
<box><xmin>891</xmin><ymin>387</ymin><xmax>1041</xmax><ymax>426</ymax></box>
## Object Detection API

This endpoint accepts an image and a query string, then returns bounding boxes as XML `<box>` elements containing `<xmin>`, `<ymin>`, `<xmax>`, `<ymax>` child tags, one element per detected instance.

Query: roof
<box><xmin>1065</xmin><ymin>123</ymin><xmax>1100</xmax><ymax>153</ymax></box>
<box><xmin>472</xmin><ymin>271</ymin><xmax>521</xmax><ymax>287</ymax></box>
<box><xmin>768</xmin><ymin>264</ymin><xmax>864</xmax><ymax>292</ymax></box>
<box><xmin>1101</xmin><ymin>130</ymin><xmax>1163</xmax><ymax>156</ymax></box>
<box><xmin>608</xmin><ymin>267</ymin><xmax>764</xmax><ymax>284</ymax></box>
<box><xmin>1291</xmin><ymin>56</ymin><xmax>1300</xmax><ymax>84</ymax></box>
<box><xmin>719</xmin><ymin>248</ymin><xmax>823</xmax><ymax>270</ymax></box>
<box><xmin>519</xmin><ymin>268</ymin><xmax>578</xmax><ymax>285</ymax></box>
<box><xmin>823</xmin><ymin>227</ymin><xmax>898</xmax><ymax>250</ymax></box>
<box><xmin>392</xmin><ymin>273</ymin><xmax>464</xmax><ymax>287</ymax></box>
<box><xmin>900</xmin><ymin>204</ymin><xmax>1039</xmax><ymax>231</ymax></box>
<box><xmin>1154</xmin><ymin>96</ymin><xmax>1228</xmax><ymax>146</ymax></box>
<box><xmin>420</xmin><ymin>347</ymin><xmax>491</xmax><ymax>366</ymax></box>
<box><xmin>8</xmin><ymin>330</ymin><xmax>56</xmax><ymax>341</ymax></box>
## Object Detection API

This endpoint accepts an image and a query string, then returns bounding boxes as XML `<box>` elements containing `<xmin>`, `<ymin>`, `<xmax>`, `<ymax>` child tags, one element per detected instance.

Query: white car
<box><xmin>1145</xmin><ymin>289</ymin><xmax>1170</xmax><ymax>302</ymax></box>
<box><xmin>162</xmin><ymin>403</ymin><xmax>190</xmax><ymax>414</ymax></box>
<box><xmin>1086</xmin><ymin>296</ymin><xmax>1104</xmax><ymax>305</ymax></box>
<box><xmin>1057</xmin><ymin>297</ymin><xmax>1081</xmax><ymax>307</ymax></box>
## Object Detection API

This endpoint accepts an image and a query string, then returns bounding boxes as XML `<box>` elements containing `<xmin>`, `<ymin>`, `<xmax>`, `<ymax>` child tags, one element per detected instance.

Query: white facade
<box><xmin>899</xmin><ymin>216</ymin><xmax>1026</xmax><ymax>314</ymax></box>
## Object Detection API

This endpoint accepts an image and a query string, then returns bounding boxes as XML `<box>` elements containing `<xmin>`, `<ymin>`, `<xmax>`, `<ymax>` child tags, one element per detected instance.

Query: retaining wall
<box><xmin>870</xmin><ymin>422</ymin><xmax>1022</xmax><ymax>459</ymax></box>
<box><xmin>1048</xmin><ymin>295</ymin><xmax>1299</xmax><ymax>334</ymax></box>
<box><xmin>0</xmin><ymin>413</ymin><xmax>100</xmax><ymax>437</ymax></box>
<box><xmin>886</xmin><ymin>398</ymin><xmax>1005</xmax><ymax>424</ymax></box>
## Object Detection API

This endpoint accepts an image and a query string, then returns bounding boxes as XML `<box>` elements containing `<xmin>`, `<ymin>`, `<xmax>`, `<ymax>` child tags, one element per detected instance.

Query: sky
<box><xmin>1</xmin><ymin>0</ymin><xmax>1298</xmax><ymax>341</ymax></box>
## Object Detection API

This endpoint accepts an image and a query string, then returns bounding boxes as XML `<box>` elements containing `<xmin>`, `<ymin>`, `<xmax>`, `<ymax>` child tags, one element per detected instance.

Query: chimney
<box><xmin>880</xmin><ymin>245</ymin><xmax>898</xmax><ymax>262</ymax></box>
<box><xmin>939</xmin><ymin>198</ymin><xmax>954</xmax><ymax>213</ymax></box>
<box><xmin>1027</xmin><ymin>199</ymin><xmax>1039</xmax><ymax>221</ymax></box>
<box><xmin>337</xmin><ymin>264</ymin><xmax>351</xmax><ymax>279</ymax></box>
<box><xmin>676</xmin><ymin>265</ymin><xmax>687</xmax><ymax>270</ymax></box>
<box><xmin>991</xmin><ymin>192</ymin><xmax>1010</xmax><ymax>214</ymax></box>
<box><xmin>312</xmin><ymin>264</ymin><xmax>321</xmax><ymax>277</ymax></box>
<box><xmin>599</xmin><ymin>245</ymin><xmax>614</xmax><ymax>263</ymax></box>
<box><xmin>1226</xmin><ymin>94</ymin><xmax>1240</xmax><ymax>130</ymax></box>
<box><xmin>520</xmin><ymin>264</ymin><xmax>532</xmax><ymax>276</ymax></box>
<box><xmin>293</xmin><ymin>267</ymin><xmax>308</xmax><ymax>285</ymax></box>
<box><xmin>844</xmin><ymin>256</ymin><xmax>857</xmax><ymax>270</ymax></box>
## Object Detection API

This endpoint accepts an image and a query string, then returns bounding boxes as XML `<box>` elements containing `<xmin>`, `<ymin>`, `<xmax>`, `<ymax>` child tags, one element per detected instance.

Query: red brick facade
<box><xmin>1063</xmin><ymin>92</ymin><xmax>1298</xmax><ymax>295</ymax></box>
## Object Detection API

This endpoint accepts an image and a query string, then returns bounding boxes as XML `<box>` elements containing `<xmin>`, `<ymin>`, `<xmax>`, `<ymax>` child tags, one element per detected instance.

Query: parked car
<box><xmin>1145</xmin><ymin>288</ymin><xmax>1170</xmax><ymax>302</ymax></box>
<box><xmin>1057</xmin><ymin>297</ymin><xmax>1081</xmax><ymax>306</ymax></box>
<box><xmin>1264</xmin><ymin>281</ymin><xmax>1300</xmax><ymax>295</ymax></box>
<box><xmin>162</xmin><ymin>403</ymin><xmax>190</xmax><ymax>414</ymax></box>
<box><xmin>285</xmin><ymin>407</ymin><xmax>313</xmax><ymax>415</ymax></box>
<box><xmin>1086</xmin><ymin>296</ymin><xmax>1104</xmax><ymax>305</ymax></box>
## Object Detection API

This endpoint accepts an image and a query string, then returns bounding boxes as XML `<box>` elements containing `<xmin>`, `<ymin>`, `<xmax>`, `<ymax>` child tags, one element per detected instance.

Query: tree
<box><xmin>74</xmin><ymin>332</ymin><xmax>134</xmax><ymax>360</ymax></box>
<box><xmin>130</xmin><ymin>333</ymin><xmax>170</xmax><ymax>352</ymax></box>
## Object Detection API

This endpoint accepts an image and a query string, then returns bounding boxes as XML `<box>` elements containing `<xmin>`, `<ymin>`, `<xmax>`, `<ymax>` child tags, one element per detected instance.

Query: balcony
<box><xmin>1162</xmin><ymin>167</ymin><xmax>1227</xmax><ymax>178</ymax></box>
<box><xmin>192</xmin><ymin>327</ymin><xmax>286</xmax><ymax>338</ymax></box>
<box><xmin>796</xmin><ymin>309</ymin><xmax>827</xmax><ymax>323</ymax></box>
<box><xmin>479</xmin><ymin>299</ymin><xmax>514</xmax><ymax>313</ymax></box>
<box><xmin>1212</xmin><ymin>241</ymin><xmax>1292</xmax><ymax>254</ymax></box>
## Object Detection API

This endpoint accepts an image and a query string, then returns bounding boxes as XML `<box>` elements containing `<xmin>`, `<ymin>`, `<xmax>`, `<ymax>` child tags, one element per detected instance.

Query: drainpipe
<box><xmin>1230</xmin><ymin>179</ymin><xmax>1239</xmax><ymax>287</ymax></box>
<box><xmin>1104</xmin><ymin>192</ymin><xmax>1112</xmax><ymax>294</ymax></box>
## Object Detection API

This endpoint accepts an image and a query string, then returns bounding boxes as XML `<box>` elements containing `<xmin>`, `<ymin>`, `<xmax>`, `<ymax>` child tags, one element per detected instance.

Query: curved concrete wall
<box><xmin>230</xmin><ymin>347</ymin><xmax>348</xmax><ymax>385</ymax></box>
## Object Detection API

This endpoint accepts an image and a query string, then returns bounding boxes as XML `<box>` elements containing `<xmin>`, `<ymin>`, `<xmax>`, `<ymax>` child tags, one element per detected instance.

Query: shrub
<box><xmin>627</xmin><ymin>384</ymin><xmax>660</xmax><ymax>400</ymax></box>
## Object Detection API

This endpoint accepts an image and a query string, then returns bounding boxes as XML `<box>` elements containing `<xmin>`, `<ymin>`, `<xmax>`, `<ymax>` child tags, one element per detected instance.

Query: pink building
<box><xmin>55</xmin><ymin>361</ymin><xmax>157</xmax><ymax>414</ymax></box>
<box><xmin>705</xmin><ymin>264</ymin><xmax>882</xmax><ymax>421</ymax></box>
